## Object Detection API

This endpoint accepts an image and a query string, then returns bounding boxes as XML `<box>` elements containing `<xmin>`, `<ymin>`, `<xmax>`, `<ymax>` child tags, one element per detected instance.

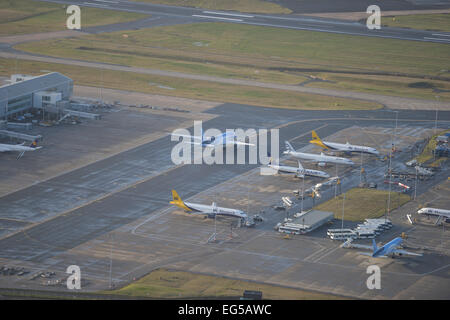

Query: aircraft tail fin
<box><xmin>311</xmin><ymin>130</ymin><xmax>321</xmax><ymax>142</ymax></box>
<box><xmin>310</xmin><ymin>130</ymin><xmax>328</xmax><ymax>149</ymax></box>
<box><xmin>372</xmin><ymin>239</ymin><xmax>378</xmax><ymax>253</ymax></box>
<box><xmin>170</xmin><ymin>190</ymin><xmax>182</xmax><ymax>205</ymax></box>
<box><xmin>285</xmin><ymin>141</ymin><xmax>295</xmax><ymax>152</ymax></box>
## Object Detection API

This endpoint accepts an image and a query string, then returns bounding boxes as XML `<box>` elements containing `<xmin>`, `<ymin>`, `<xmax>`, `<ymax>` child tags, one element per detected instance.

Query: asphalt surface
<box><xmin>0</xmin><ymin>106</ymin><xmax>448</xmax><ymax>259</ymax></box>
<box><xmin>0</xmin><ymin>104</ymin><xmax>448</xmax><ymax>297</ymax></box>
<box><xmin>39</xmin><ymin>0</ymin><xmax>450</xmax><ymax>44</ymax></box>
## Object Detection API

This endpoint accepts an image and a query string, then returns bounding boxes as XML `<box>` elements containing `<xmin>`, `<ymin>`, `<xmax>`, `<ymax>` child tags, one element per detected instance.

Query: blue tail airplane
<box><xmin>359</xmin><ymin>237</ymin><xmax>422</xmax><ymax>258</ymax></box>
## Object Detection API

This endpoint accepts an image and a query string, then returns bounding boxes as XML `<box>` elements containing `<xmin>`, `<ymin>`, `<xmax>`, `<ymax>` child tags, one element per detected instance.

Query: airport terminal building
<box><xmin>0</xmin><ymin>72</ymin><xmax>73</xmax><ymax>118</ymax></box>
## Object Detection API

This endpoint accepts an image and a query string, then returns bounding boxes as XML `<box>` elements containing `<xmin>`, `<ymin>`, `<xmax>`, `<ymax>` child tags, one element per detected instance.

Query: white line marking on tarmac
<box><xmin>432</xmin><ymin>33</ymin><xmax>450</xmax><ymax>37</ymax></box>
<box><xmin>95</xmin><ymin>0</ymin><xmax>119</xmax><ymax>3</ymax></box>
<box><xmin>202</xmin><ymin>11</ymin><xmax>254</xmax><ymax>18</ymax></box>
<box><xmin>192</xmin><ymin>15</ymin><xmax>243</xmax><ymax>22</ymax></box>
<box><xmin>84</xmin><ymin>2</ymin><xmax>109</xmax><ymax>7</ymax></box>
<box><xmin>424</xmin><ymin>37</ymin><xmax>450</xmax><ymax>42</ymax></box>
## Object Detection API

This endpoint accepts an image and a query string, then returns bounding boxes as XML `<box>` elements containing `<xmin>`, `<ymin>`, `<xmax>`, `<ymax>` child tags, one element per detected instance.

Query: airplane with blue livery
<box><xmin>173</xmin><ymin>129</ymin><xmax>255</xmax><ymax>148</ymax></box>
<box><xmin>358</xmin><ymin>237</ymin><xmax>422</xmax><ymax>258</ymax></box>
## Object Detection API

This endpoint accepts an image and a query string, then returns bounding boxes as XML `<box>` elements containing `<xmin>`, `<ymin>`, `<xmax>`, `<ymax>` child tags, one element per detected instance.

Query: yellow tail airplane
<box><xmin>170</xmin><ymin>190</ymin><xmax>247</xmax><ymax>219</ymax></box>
<box><xmin>310</xmin><ymin>130</ymin><xmax>379</xmax><ymax>156</ymax></box>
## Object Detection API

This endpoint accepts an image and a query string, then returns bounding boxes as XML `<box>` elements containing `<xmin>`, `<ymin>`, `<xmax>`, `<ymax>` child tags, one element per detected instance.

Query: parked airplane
<box><xmin>173</xmin><ymin>129</ymin><xmax>254</xmax><ymax>148</ymax></box>
<box><xmin>268</xmin><ymin>159</ymin><xmax>330</xmax><ymax>179</ymax></box>
<box><xmin>358</xmin><ymin>237</ymin><xmax>422</xmax><ymax>258</ymax></box>
<box><xmin>310</xmin><ymin>130</ymin><xmax>379</xmax><ymax>156</ymax></box>
<box><xmin>418</xmin><ymin>207</ymin><xmax>450</xmax><ymax>225</ymax></box>
<box><xmin>170</xmin><ymin>190</ymin><xmax>247</xmax><ymax>220</ymax></box>
<box><xmin>0</xmin><ymin>140</ymin><xmax>41</xmax><ymax>159</ymax></box>
<box><xmin>284</xmin><ymin>141</ymin><xmax>354</xmax><ymax>166</ymax></box>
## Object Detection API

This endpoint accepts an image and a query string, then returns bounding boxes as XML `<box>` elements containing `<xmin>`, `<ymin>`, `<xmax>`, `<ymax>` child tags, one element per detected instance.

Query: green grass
<box><xmin>306</xmin><ymin>73</ymin><xmax>450</xmax><ymax>101</ymax></box>
<box><xmin>133</xmin><ymin>0</ymin><xmax>291</xmax><ymax>14</ymax></box>
<box><xmin>382</xmin><ymin>13</ymin><xmax>450</xmax><ymax>32</ymax></box>
<box><xmin>15</xmin><ymin>22</ymin><xmax>450</xmax><ymax>100</ymax></box>
<box><xmin>103</xmin><ymin>268</ymin><xmax>346</xmax><ymax>299</ymax></box>
<box><xmin>0</xmin><ymin>0</ymin><xmax>148</xmax><ymax>36</ymax></box>
<box><xmin>315</xmin><ymin>188</ymin><xmax>411</xmax><ymax>221</ymax></box>
<box><xmin>0</xmin><ymin>58</ymin><xmax>381</xmax><ymax>110</ymax></box>
<box><xmin>415</xmin><ymin>129</ymin><xmax>450</xmax><ymax>165</ymax></box>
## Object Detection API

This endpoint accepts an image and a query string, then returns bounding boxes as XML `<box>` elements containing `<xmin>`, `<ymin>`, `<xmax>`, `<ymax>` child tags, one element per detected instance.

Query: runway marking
<box><xmin>202</xmin><ymin>11</ymin><xmax>254</xmax><ymax>18</ymax></box>
<box><xmin>83</xmin><ymin>2</ymin><xmax>109</xmax><ymax>7</ymax></box>
<box><xmin>95</xmin><ymin>0</ymin><xmax>119</xmax><ymax>3</ymax></box>
<box><xmin>192</xmin><ymin>15</ymin><xmax>243</xmax><ymax>22</ymax></box>
<box><xmin>423</xmin><ymin>37</ymin><xmax>450</xmax><ymax>43</ymax></box>
<box><xmin>432</xmin><ymin>33</ymin><xmax>450</xmax><ymax>37</ymax></box>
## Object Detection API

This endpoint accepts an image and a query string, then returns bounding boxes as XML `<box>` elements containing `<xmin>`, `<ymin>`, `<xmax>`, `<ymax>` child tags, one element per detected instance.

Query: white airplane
<box><xmin>310</xmin><ymin>130</ymin><xmax>379</xmax><ymax>156</ymax></box>
<box><xmin>0</xmin><ymin>141</ymin><xmax>42</xmax><ymax>159</ymax></box>
<box><xmin>268</xmin><ymin>159</ymin><xmax>330</xmax><ymax>179</ymax></box>
<box><xmin>418</xmin><ymin>207</ymin><xmax>450</xmax><ymax>225</ymax></box>
<box><xmin>358</xmin><ymin>237</ymin><xmax>422</xmax><ymax>258</ymax></box>
<box><xmin>284</xmin><ymin>141</ymin><xmax>354</xmax><ymax>166</ymax></box>
<box><xmin>170</xmin><ymin>190</ymin><xmax>247</xmax><ymax>220</ymax></box>
<box><xmin>173</xmin><ymin>129</ymin><xmax>254</xmax><ymax>148</ymax></box>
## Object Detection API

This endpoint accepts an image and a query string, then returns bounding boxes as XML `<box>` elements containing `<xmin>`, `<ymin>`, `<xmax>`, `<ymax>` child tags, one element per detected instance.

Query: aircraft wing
<box><xmin>171</xmin><ymin>134</ymin><xmax>203</xmax><ymax>140</ymax></box>
<box><xmin>358</xmin><ymin>252</ymin><xmax>374</xmax><ymax>257</ymax></box>
<box><xmin>233</xmin><ymin>141</ymin><xmax>255</xmax><ymax>146</ymax></box>
<box><xmin>358</xmin><ymin>252</ymin><xmax>388</xmax><ymax>258</ymax></box>
<box><xmin>392</xmin><ymin>249</ymin><xmax>422</xmax><ymax>257</ymax></box>
<box><xmin>0</xmin><ymin>145</ymin><xmax>13</xmax><ymax>152</ymax></box>
<box><xmin>353</xmin><ymin>244</ymin><xmax>373</xmax><ymax>250</ymax></box>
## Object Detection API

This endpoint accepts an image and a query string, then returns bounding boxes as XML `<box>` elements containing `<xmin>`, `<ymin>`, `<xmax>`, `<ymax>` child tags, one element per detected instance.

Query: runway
<box><xmin>39</xmin><ymin>0</ymin><xmax>450</xmax><ymax>43</ymax></box>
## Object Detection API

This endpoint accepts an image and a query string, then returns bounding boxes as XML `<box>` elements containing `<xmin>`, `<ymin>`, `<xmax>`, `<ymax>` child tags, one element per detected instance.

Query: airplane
<box><xmin>170</xmin><ymin>190</ymin><xmax>248</xmax><ymax>220</ymax></box>
<box><xmin>0</xmin><ymin>140</ymin><xmax>42</xmax><ymax>159</ymax></box>
<box><xmin>267</xmin><ymin>159</ymin><xmax>330</xmax><ymax>179</ymax></box>
<box><xmin>310</xmin><ymin>130</ymin><xmax>379</xmax><ymax>156</ymax></box>
<box><xmin>284</xmin><ymin>141</ymin><xmax>354</xmax><ymax>166</ymax></box>
<box><xmin>417</xmin><ymin>207</ymin><xmax>450</xmax><ymax>225</ymax></box>
<box><xmin>172</xmin><ymin>129</ymin><xmax>254</xmax><ymax>148</ymax></box>
<box><xmin>358</xmin><ymin>237</ymin><xmax>422</xmax><ymax>258</ymax></box>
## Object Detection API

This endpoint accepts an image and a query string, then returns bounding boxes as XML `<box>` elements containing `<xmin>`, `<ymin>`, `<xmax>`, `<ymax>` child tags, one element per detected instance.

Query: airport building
<box><xmin>0</xmin><ymin>73</ymin><xmax>73</xmax><ymax>118</ymax></box>
<box><xmin>277</xmin><ymin>210</ymin><xmax>334</xmax><ymax>234</ymax></box>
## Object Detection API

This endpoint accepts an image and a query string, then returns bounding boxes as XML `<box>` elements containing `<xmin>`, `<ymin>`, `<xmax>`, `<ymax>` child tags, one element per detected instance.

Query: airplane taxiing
<box><xmin>0</xmin><ymin>140</ymin><xmax>42</xmax><ymax>159</ymax></box>
<box><xmin>358</xmin><ymin>237</ymin><xmax>422</xmax><ymax>258</ymax></box>
<box><xmin>284</xmin><ymin>141</ymin><xmax>354</xmax><ymax>166</ymax></box>
<box><xmin>310</xmin><ymin>130</ymin><xmax>379</xmax><ymax>156</ymax></box>
<box><xmin>268</xmin><ymin>159</ymin><xmax>330</xmax><ymax>179</ymax></box>
<box><xmin>418</xmin><ymin>207</ymin><xmax>450</xmax><ymax>225</ymax></box>
<box><xmin>170</xmin><ymin>190</ymin><xmax>247</xmax><ymax>220</ymax></box>
<box><xmin>173</xmin><ymin>129</ymin><xmax>254</xmax><ymax>148</ymax></box>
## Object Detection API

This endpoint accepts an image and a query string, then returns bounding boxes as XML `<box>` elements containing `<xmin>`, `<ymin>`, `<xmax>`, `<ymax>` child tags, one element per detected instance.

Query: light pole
<box><xmin>414</xmin><ymin>166</ymin><xmax>418</xmax><ymax>201</ymax></box>
<box><xmin>301</xmin><ymin>175</ymin><xmax>305</xmax><ymax>213</ymax></box>
<box><xmin>341</xmin><ymin>192</ymin><xmax>346</xmax><ymax>229</ymax></box>
<box><xmin>386</xmin><ymin>110</ymin><xmax>399</xmax><ymax>222</ymax></box>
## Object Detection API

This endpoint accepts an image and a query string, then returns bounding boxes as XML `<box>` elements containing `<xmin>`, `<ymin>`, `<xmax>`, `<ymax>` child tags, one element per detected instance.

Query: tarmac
<box><xmin>0</xmin><ymin>101</ymin><xmax>449</xmax><ymax>299</ymax></box>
